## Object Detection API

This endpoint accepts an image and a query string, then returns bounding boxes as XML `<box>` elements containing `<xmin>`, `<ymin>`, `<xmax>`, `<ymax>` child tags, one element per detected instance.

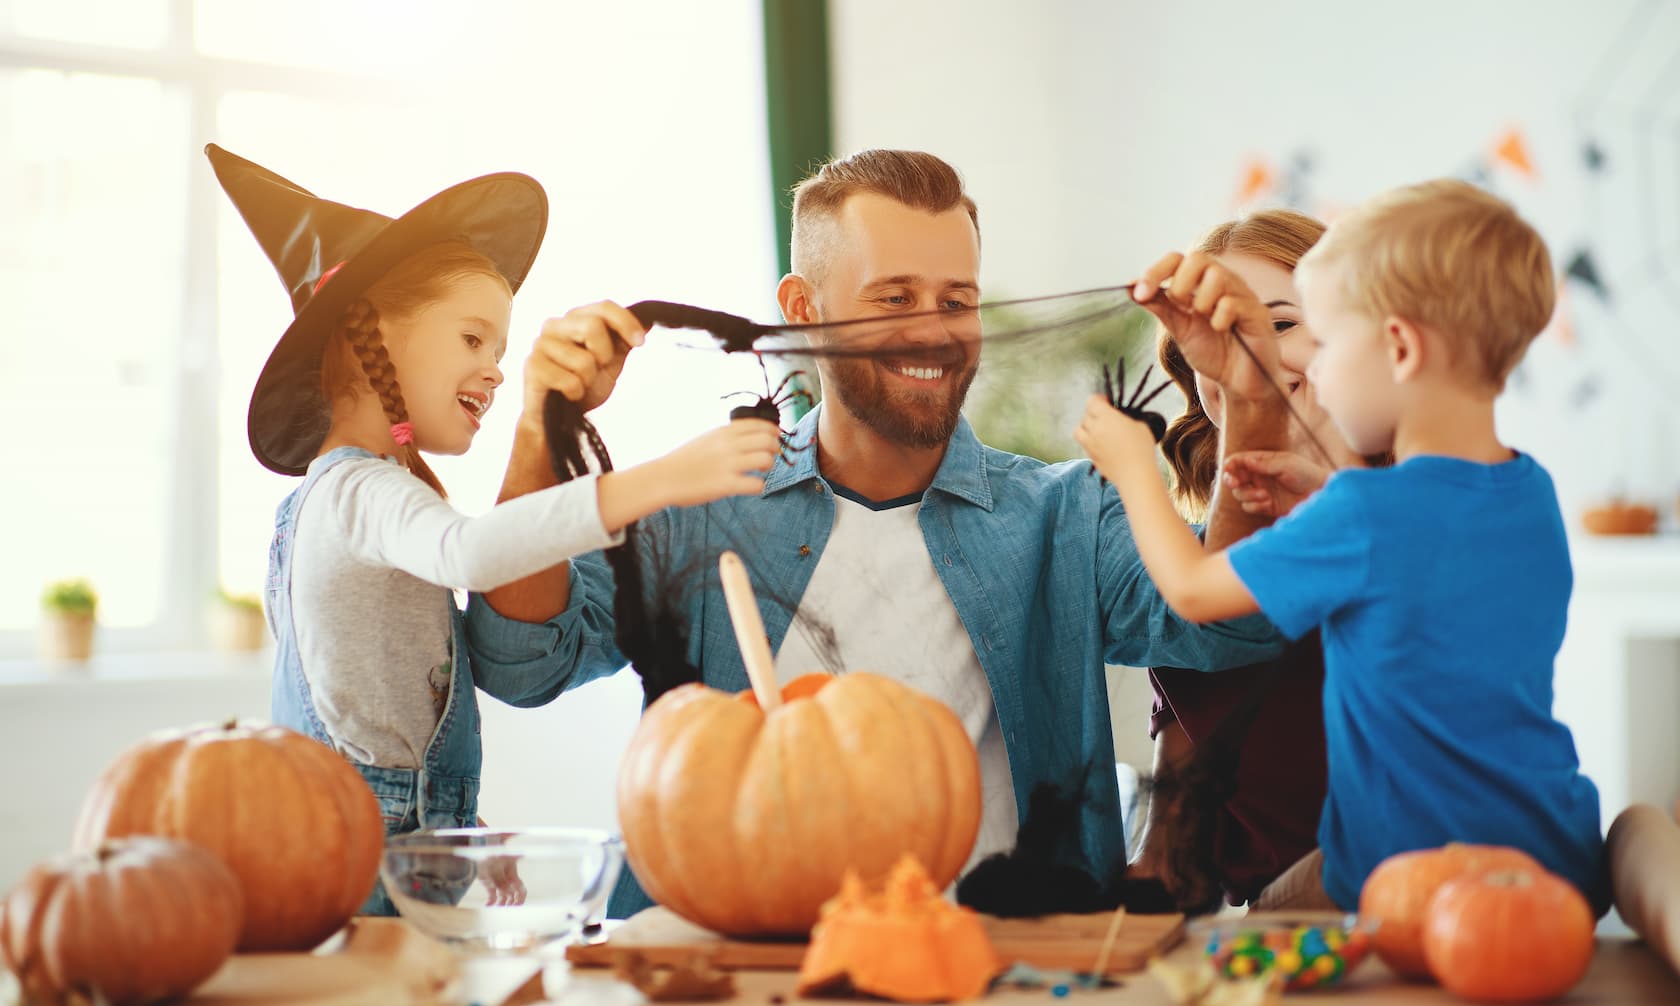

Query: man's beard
<box><xmin>823</xmin><ymin>352</ymin><xmax>979</xmax><ymax>448</ymax></box>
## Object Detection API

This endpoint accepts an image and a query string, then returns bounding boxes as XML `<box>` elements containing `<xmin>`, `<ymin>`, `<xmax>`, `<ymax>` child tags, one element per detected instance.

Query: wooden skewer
<box><xmin>718</xmin><ymin>551</ymin><xmax>780</xmax><ymax>711</ymax></box>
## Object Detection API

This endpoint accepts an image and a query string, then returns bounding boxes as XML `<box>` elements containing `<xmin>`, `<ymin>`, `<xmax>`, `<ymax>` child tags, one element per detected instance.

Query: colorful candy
<box><xmin>1200</xmin><ymin>917</ymin><xmax>1373</xmax><ymax>990</ymax></box>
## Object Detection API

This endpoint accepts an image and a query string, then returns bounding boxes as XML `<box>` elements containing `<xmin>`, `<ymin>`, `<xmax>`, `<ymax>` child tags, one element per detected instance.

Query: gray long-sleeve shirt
<box><xmin>285</xmin><ymin>454</ymin><xmax>621</xmax><ymax>767</ymax></box>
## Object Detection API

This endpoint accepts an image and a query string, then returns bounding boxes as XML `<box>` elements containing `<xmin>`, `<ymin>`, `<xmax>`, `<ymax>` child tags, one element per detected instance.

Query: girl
<box><xmin>209</xmin><ymin>144</ymin><xmax>780</xmax><ymax>913</ymax></box>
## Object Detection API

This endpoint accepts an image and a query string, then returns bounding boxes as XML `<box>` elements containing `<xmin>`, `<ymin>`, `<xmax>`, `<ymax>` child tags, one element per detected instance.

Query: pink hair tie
<box><xmin>390</xmin><ymin>422</ymin><xmax>414</xmax><ymax>446</ymax></box>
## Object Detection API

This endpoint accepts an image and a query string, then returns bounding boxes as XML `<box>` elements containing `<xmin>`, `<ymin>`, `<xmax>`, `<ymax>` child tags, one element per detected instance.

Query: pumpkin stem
<box><xmin>718</xmin><ymin>552</ymin><xmax>780</xmax><ymax>711</ymax></box>
<box><xmin>222</xmin><ymin>717</ymin><xmax>240</xmax><ymax>731</ymax></box>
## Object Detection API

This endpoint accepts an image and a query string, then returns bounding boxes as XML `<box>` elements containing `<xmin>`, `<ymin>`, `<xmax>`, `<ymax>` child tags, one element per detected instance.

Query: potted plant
<box><xmin>40</xmin><ymin>578</ymin><xmax>97</xmax><ymax>662</ymax></box>
<box><xmin>210</xmin><ymin>588</ymin><xmax>268</xmax><ymax>653</ymax></box>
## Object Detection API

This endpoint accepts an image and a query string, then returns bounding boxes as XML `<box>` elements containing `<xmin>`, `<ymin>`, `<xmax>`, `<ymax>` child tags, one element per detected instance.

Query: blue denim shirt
<box><xmin>268</xmin><ymin>446</ymin><xmax>483</xmax><ymax>914</ymax></box>
<box><xmin>465</xmin><ymin>409</ymin><xmax>1281</xmax><ymax>917</ymax></box>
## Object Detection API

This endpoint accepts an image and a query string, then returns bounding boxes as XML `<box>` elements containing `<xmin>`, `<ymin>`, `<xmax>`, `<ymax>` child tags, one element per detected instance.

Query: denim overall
<box><xmin>266</xmin><ymin>447</ymin><xmax>483</xmax><ymax>915</ymax></box>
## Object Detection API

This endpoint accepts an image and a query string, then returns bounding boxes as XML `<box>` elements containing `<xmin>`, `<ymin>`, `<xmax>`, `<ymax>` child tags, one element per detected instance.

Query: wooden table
<box><xmin>545</xmin><ymin>934</ymin><xmax>1680</xmax><ymax>1004</ymax></box>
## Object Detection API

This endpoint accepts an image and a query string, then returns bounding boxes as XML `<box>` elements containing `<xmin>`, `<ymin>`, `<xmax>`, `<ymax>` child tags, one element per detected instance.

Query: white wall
<box><xmin>829</xmin><ymin>0</ymin><xmax>1680</xmax><ymax>519</ymax></box>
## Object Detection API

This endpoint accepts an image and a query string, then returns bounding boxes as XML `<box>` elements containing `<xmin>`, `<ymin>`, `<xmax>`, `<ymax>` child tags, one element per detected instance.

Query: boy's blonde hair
<box><xmin>1298</xmin><ymin>179</ymin><xmax>1554</xmax><ymax>389</ymax></box>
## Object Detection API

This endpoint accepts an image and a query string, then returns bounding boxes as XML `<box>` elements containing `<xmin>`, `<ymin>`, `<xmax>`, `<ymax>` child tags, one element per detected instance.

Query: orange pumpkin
<box><xmin>1423</xmin><ymin>867</ymin><xmax>1595</xmax><ymax>1001</ymax></box>
<box><xmin>617</xmin><ymin>672</ymin><xmax>981</xmax><ymax>936</ymax></box>
<box><xmin>0</xmin><ymin>837</ymin><xmax>242</xmax><ymax>1005</ymax></box>
<box><xmin>1359</xmin><ymin>843</ymin><xmax>1539</xmax><ymax>979</ymax></box>
<box><xmin>72</xmin><ymin>720</ymin><xmax>384</xmax><ymax>952</ymax></box>
<box><xmin>798</xmin><ymin>855</ymin><xmax>1002</xmax><ymax>1003</ymax></box>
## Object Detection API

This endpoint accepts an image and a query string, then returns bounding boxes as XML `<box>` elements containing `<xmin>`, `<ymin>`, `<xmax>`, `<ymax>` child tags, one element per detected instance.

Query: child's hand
<box><xmin>1130</xmin><ymin>251</ymin><xmax>1282</xmax><ymax>405</ymax></box>
<box><xmin>1074</xmin><ymin>394</ymin><xmax>1159</xmax><ymax>491</ymax></box>
<box><xmin>523</xmin><ymin>301</ymin><xmax>646</xmax><ymax>422</ymax></box>
<box><xmin>1222</xmin><ymin>450</ymin><xmax>1330</xmax><ymax>518</ymax></box>
<box><xmin>655</xmin><ymin>419</ymin><xmax>783</xmax><ymax>508</ymax></box>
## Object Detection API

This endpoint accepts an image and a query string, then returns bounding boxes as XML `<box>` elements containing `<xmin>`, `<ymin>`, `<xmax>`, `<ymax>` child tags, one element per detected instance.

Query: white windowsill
<box><xmin>0</xmin><ymin>648</ymin><xmax>273</xmax><ymax>686</ymax></box>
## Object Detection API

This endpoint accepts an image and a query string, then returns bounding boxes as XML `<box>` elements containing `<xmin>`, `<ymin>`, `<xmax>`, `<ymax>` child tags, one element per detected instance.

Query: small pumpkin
<box><xmin>1359</xmin><ymin>843</ymin><xmax>1539</xmax><ymax>979</ymax></box>
<box><xmin>617</xmin><ymin>672</ymin><xmax>981</xmax><ymax>936</ymax></box>
<box><xmin>1581</xmin><ymin>500</ymin><xmax>1659</xmax><ymax>536</ymax></box>
<box><xmin>72</xmin><ymin>720</ymin><xmax>384</xmax><ymax>951</ymax></box>
<box><xmin>0</xmin><ymin>837</ymin><xmax>242</xmax><ymax>1005</ymax></box>
<box><xmin>798</xmin><ymin>855</ymin><xmax>1002</xmax><ymax>1003</ymax></box>
<box><xmin>1423</xmin><ymin>867</ymin><xmax>1595</xmax><ymax>1002</ymax></box>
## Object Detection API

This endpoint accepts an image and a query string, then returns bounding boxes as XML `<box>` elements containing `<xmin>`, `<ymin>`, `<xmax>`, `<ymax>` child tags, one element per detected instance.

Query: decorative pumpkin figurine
<box><xmin>1423</xmin><ymin>867</ymin><xmax>1595</xmax><ymax>1002</ymax></box>
<box><xmin>615</xmin><ymin>553</ymin><xmax>982</xmax><ymax>936</ymax></box>
<box><xmin>1358</xmin><ymin>843</ymin><xmax>1539</xmax><ymax>979</ymax></box>
<box><xmin>72</xmin><ymin>720</ymin><xmax>384</xmax><ymax>952</ymax></box>
<box><xmin>0</xmin><ymin>836</ymin><xmax>242</xmax><ymax>1005</ymax></box>
<box><xmin>1581</xmin><ymin>499</ymin><xmax>1659</xmax><ymax>536</ymax></box>
<box><xmin>798</xmin><ymin>855</ymin><xmax>1002</xmax><ymax>1003</ymax></box>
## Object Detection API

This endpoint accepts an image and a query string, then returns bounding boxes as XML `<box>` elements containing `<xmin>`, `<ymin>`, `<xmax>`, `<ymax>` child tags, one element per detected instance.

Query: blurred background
<box><xmin>2</xmin><ymin>0</ymin><xmax>1677</xmax><ymax>886</ymax></box>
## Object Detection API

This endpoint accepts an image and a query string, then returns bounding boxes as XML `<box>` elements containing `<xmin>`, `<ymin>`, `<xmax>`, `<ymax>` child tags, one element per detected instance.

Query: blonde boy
<box><xmin>1077</xmin><ymin>179</ymin><xmax>1608</xmax><ymax>912</ymax></box>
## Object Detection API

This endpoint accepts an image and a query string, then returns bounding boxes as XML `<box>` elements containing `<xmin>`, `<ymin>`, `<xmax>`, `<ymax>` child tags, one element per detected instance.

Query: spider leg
<box><xmin>1125</xmin><ymin>363</ymin><xmax>1157</xmax><ymax>409</ymax></box>
<box><xmin>766</xmin><ymin>370</ymin><xmax>807</xmax><ymax>401</ymax></box>
<box><xmin>1130</xmin><ymin>376</ymin><xmax>1173</xmax><ymax>412</ymax></box>
<box><xmin>1102</xmin><ymin>362</ymin><xmax>1116</xmax><ymax>408</ymax></box>
<box><xmin>723</xmin><ymin>389</ymin><xmax>760</xmax><ymax>403</ymax></box>
<box><xmin>776</xmin><ymin>389</ymin><xmax>816</xmax><ymax>413</ymax></box>
<box><xmin>1116</xmin><ymin>357</ymin><xmax>1128</xmax><ymax>404</ymax></box>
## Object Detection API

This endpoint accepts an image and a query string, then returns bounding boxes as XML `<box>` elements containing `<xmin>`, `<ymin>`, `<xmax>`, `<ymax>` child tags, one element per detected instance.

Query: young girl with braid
<box><xmin>209</xmin><ymin>145</ymin><xmax>779</xmax><ymax>914</ymax></box>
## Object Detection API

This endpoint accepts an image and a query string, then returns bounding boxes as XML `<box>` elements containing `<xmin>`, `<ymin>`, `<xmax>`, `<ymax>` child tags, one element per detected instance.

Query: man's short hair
<box><xmin>790</xmin><ymin>150</ymin><xmax>980</xmax><ymax>285</ymax></box>
<box><xmin>1299</xmin><ymin>179</ymin><xmax>1554</xmax><ymax>389</ymax></box>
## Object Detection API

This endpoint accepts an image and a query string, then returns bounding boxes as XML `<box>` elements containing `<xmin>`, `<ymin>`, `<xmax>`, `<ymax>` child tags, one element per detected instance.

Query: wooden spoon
<box><xmin>718</xmin><ymin>551</ymin><xmax>780</xmax><ymax>711</ymax></box>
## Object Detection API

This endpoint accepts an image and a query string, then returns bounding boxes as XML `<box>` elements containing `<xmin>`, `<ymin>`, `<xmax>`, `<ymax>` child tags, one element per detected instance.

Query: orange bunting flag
<box><xmin>1493</xmin><ymin>129</ymin><xmax>1537</xmax><ymax>180</ymax></box>
<box><xmin>1234</xmin><ymin>158</ymin><xmax>1275</xmax><ymax>204</ymax></box>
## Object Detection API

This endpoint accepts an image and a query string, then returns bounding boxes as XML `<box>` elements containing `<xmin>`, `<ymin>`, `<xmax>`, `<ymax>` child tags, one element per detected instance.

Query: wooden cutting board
<box><xmin>566</xmin><ymin>907</ymin><xmax>1183</xmax><ymax>975</ymax></box>
<box><xmin>183</xmin><ymin>920</ymin><xmax>460</xmax><ymax>1005</ymax></box>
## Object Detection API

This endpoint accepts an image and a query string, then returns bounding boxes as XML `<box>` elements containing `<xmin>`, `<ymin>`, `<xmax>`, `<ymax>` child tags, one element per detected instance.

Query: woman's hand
<box><xmin>1222</xmin><ymin>449</ymin><xmax>1331</xmax><ymax>519</ymax></box>
<box><xmin>522</xmin><ymin>301</ymin><xmax>647</xmax><ymax>426</ymax></box>
<box><xmin>1074</xmin><ymin>394</ymin><xmax>1160</xmax><ymax>493</ymax></box>
<box><xmin>1131</xmin><ymin>251</ymin><xmax>1284</xmax><ymax>405</ymax></box>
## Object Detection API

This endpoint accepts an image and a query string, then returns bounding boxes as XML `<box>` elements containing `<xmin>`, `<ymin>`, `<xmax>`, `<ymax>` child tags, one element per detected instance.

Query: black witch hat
<box><xmin>206</xmin><ymin>143</ymin><xmax>548</xmax><ymax>475</ymax></box>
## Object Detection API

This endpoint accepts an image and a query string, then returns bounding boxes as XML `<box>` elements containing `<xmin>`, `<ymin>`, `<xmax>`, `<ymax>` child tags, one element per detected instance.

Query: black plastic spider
<box><xmin>1105</xmin><ymin>356</ymin><xmax>1172</xmax><ymax>443</ymax></box>
<box><xmin>1088</xmin><ymin>356</ymin><xmax>1173</xmax><ymax>484</ymax></box>
<box><xmin>725</xmin><ymin>365</ymin><xmax>814</xmax><ymax>466</ymax></box>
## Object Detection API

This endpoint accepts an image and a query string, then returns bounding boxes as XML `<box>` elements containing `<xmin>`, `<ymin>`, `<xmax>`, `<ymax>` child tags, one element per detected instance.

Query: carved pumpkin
<box><xmin>0</xmin><ymin>837</ymin><xmax>242</xmax><ymax>1005</ymax></box>
<box><xmin>1358</xmin><ymin>843</ymin><xmax>1539</xmax><ymax>979</ymax></box>
<box><xmin>1423</xmin><ymin>867</ymin><xmax>1595</xmax><ymax>1001</ymax></box>
<box><xmin>617</xmin><ymin>672</ymin><xmax>981</xmax><ymax>935</ymax></box>
<box><xmin>72</xmin><ymin>720</ymin><xmax>384</xmax><ymax>952</ymax></box>
<box><xmin>798</xmin><ymin>855</ymin><xmax>1002</xmax><ymax>1003</ymax></box>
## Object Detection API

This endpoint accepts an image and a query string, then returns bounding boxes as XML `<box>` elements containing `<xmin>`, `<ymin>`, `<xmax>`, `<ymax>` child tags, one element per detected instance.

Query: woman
<box><xmin>1126</xmin><ymin>209</ymin><xmax>1380</xmax><ymax>910</ymax></box>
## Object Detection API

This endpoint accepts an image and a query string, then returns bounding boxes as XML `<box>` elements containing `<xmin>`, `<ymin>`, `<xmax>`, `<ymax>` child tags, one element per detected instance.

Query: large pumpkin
<box><xmin>617</xmin><ymin>672</ymin><xmax>981</xmax><ymax>935</ymax></box>
<box><xmin>1423</xmin><ymin>867</ymin><xmax>1595</xmax><ymax>1001</ymax></box>
<box><xmin>1359</xmin><ymin>843</ymin><xmax>1539</xmax><ymax>979</ymax></box>
<box><xmin>72</xmin><ymin>720</ymin><xmax>384</xmax><ymax>952</ymax></box>
<box><xmin>0</xmin><ymin>837</ymin><xmax>242</xmax><ymax>1005</ymax></box>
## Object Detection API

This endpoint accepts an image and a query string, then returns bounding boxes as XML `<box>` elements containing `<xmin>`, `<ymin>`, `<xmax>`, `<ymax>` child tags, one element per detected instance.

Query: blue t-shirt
<box><xmin>1227</xmin><ymin>453</ymin><xmax>1607</xmax><ymax>912</ymax></box>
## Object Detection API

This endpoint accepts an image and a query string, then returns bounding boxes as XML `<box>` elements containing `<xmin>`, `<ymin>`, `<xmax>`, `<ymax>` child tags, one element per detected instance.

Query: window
<box><xmin>1</xmin><ymin>0</ymin><xmax>777</xmax><ymax>656</ymax></box>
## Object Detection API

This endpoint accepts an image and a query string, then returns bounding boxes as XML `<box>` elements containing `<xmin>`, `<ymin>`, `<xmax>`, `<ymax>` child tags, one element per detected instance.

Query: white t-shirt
<box><xmin>773</xmin><ymin>485</ymin><xmax>1019</xmax><ymax>875</ymax></box>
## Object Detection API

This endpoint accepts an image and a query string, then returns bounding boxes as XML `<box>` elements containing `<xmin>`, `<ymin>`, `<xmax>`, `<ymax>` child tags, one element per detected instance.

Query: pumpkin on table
<box><xmin>0</xmin><ymin>836</ymin><xmax>242</xmax><ymax>1006</ymax></box>
<box><xmin>798</xmin><ymin>854</ymin><xmax>1002</xmax><ymax>1003</ymax></box>
<box><xmin>1358</xmin><ymin>843</ymin><xmax>1539</xmax><ymax>979</ymax></box>
<box><xmin>71</xmin><ymin>720</ymin><xmax>384</xmax><ymax>952</ymax></box>
<box><xmin>1423</xmin><ymin>866</ymin><xmax>1595</xmax><ymax>1002</ymax></box>
<box><xmin>616</xmin><ymin>671</ymin><xmax>982</xmax><ymax>936</ymax></box>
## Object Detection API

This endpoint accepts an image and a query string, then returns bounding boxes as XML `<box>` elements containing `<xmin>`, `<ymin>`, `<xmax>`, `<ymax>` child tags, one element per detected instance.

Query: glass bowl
<box><xmin>1188</xmin><ymin>912</ymin><xmax>1376</xmax><ymax>990</ymax></box>
<box><xmin>380</xmin><ymin>827</ymin><xmax>624</xmax><ymax>954</ymax></box>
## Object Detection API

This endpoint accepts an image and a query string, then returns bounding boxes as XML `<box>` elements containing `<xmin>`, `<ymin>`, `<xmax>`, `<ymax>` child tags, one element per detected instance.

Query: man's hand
<box><xmin>1131</xmin><ymin>251</ymin><xmax>1283</xmax><ymax>405</ymax></box>
<box><xmin>1222</xmin><ymin>449</ymin><xmax>1331</xmax><ymax>519</ymax></box>
<box><xmin>522</xmin><ymin>301</ymin><xmax>646</xmax><ymax>427</ymax></box>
